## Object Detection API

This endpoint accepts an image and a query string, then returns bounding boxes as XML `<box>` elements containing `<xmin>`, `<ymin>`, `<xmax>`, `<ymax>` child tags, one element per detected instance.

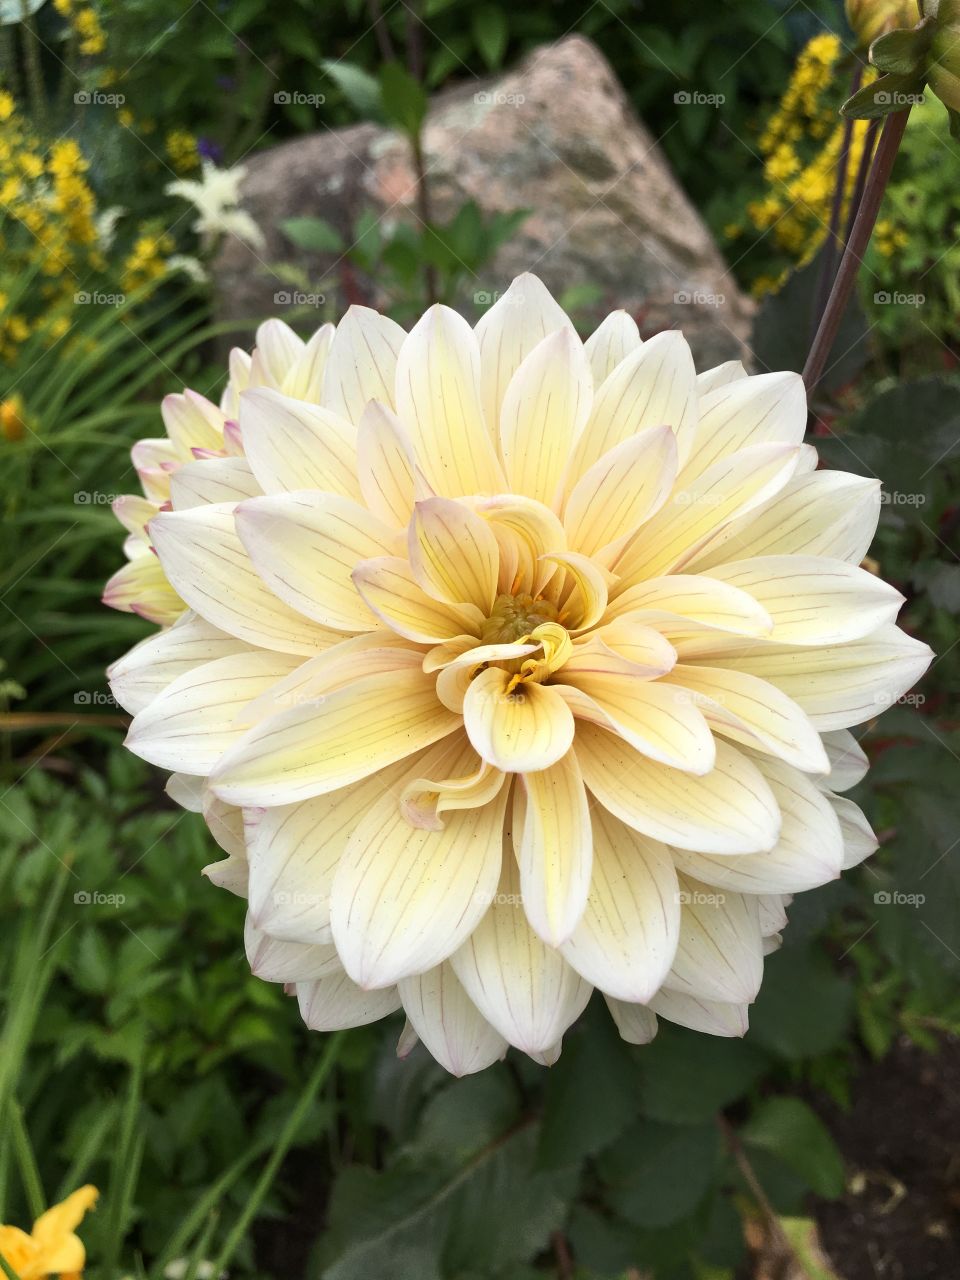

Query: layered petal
<box><xmin>239</xmin><ymin>388</ymin><xmax>360</xmax><ymax>497</ymax></box>
<box><xmin>463</xmin><ymin>666</ymin><xmax>575</xmax><ymax>771</ymax></box>
<box><xmin>398</xmin><ymin>963</ymin><xmax>507</xmax><ymax>1076</ymax></box>
<box><xmin>321</xmin><ymin>305</ymin><xmax>406</xmax><ymax>423</ymax></box>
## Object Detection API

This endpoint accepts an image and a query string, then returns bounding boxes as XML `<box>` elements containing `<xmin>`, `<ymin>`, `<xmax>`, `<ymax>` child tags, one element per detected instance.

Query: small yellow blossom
<box><xmin>0</xmin><ymin>1185</ymin><xmax>98</xmax><ymax>1279</ymax></box>
<box><xmin>0</xmin><ymin>91</ymin><xmax>14</xmax><ymax>124</ymax></box>
<box><xmin>165</xmin><ymin>129</ymin><xmax>200</xmax><ymax>174</ymax></box>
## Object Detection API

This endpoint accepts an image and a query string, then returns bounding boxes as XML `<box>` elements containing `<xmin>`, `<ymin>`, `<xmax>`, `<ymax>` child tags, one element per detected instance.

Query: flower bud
<box><xmin>927</xmin><ymin>0</ymin><xmax>960</xmax><ymax>112</ymax></box>
<box><xmin>846</xmin><ymin>0</ymin><xmax>922</xmax><ymax>48</ymax></box>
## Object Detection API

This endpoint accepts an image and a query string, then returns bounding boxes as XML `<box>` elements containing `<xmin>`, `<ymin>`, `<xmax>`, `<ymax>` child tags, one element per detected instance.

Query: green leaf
<box><xmin>471</xmin><ymin>5</ymin><xmax>509</xmax><ymax>69</ymax></box>
<box><xmin>748</xmin><ymin>947</ymin><xmax>853</xmax><ymax>1060</ymax></box>
<box><xmin>842</xmin><ymin>72</ymin><xmax>925</xmax><ymax>118</ymax></box>
<box><xmin>379</xmin><ymin>62</ymin><xmax>428</xmax><ymax>138</ymax></box>
<box><xmin>597</xmin><ymin>1118</ymin><xmax>723</xmax><ymax>1228</ymax></box>
<box><xmin>280</xmin><ymin>216</ymin><xmax>345</xmax><ymax>254</ymax></box>
<box><xmin>537</xmin><ymin>1001</ymin><xmax>643</xmax><ymax>1168</ymax></box>
<box><xmin>637</xmin><ymin>1023</ymin><xmax>768</xmax><ymax>1124</ymax></box>
<box><xmin>322</xmin><ymin>59</ymin><xmax>382</xmax><ymax>116</ymax></box>
<box><xmin>871</xmin><ymin>22</ymin><xmax>935</xmax><ymax>76</ymax></box>
<box><xmin>741</xmin><ymin>1098</ymin><xmax>845</xmax><ymax>1198</ymax></box>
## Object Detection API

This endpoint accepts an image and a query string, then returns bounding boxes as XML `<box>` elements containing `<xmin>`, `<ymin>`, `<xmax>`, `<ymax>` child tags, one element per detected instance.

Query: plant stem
<box><xmin>842</xmin><ymin>115</ymin><xmax>881</xmax><ymax>245</ymax></box>
<box><xmin>717</xmin><ymin>1115</ymin><xmax>800</xmax><ymax>1271</ymax></box>
<box><xmin>812</xmin><ymin>63</ymin><xmax>863</xmax><ymax>334</ymax></box>
<box><xmin>802</xmin><ymin>107</ymin><xmax>910</xmax><ymax>398</ymax></box>
<box><xmin>368</xmin><ymin>0</ymin><xmax>396</xmax><ymax>63</ymax></box>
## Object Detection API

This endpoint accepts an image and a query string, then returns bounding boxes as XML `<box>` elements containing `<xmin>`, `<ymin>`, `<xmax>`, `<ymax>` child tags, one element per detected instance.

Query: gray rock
<box><xmin>215</xmin><ymin>35</ymin><xmax>752</xmax><ymax>368</ymax></box>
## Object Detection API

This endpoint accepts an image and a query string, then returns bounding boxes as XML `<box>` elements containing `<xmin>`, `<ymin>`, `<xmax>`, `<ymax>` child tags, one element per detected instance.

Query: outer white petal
<box><xmin>125</xmin><ymin>650</ymin><xmax>302</xmax><ymax>774</ymax></box>
<box><xmin>297</xmin><ymin>973</ymin><xmax>402</xmax><ymax>1030</ymax></box>
<box><xmin>821</xmin><ymin>729</ymin><xmax>869</xmax><ymax>791</ymax></box>
<box><xmin>474</xmin><ymin>273</ymin><xmax>573</xmax><ymax>430</ymax></box>
<box><xmin>681</xmin><ymin>371</ymin><xmax>806</xmax><ymax>485</ymax></box>
<box><xmin>330</xmin><ymin>764</ymin><xmax>509</xmax><ymax>988</ymax></box>
<box><xmin>582</xmin><ymin>310</ymin><xmax>642</xmax><ymax>383</ymax></box>
<box><xmin>169</xmin><ymin>457</ymin><xmax>262</xmax><ymax>509</ymax></box>
<box><xmin>688</xmin><ymin>471</ymin><xmax>881</xmax><ymax>569</ymax></box>
<box><xmin>665</xmin><ymin>664</ymin><xmax>829</xmax><ymax>774</ymax></box>
<box><xmin>604</xmin><ymin>996</ymin><xmax>659</xmax><ymax>1045</ymax></box>
<box><xmin>235</xmin><ymin>491</ymin><xmax>396</xmax><ymax>632</ymax></box>
<box><xmin>604</xmin><ymin>573</ymin><xmax>774</xmax><ymax>636</ymax></box>
<box><xmin>829</xmin><ymin>792</ymin><xmax>879</xmax><ymax>869</ymax></box>
<box><xmin>247</xmin><ymin>766</ymin><xmax>406</xmax><ymax>944</ymax></box>
<box><xmin>611</xmin><ymin>443</ymin><xmax>801</xmax><ymax>587</ymax></box>
<box><xmin>450</xmin><ymin>854</ymin><xmax>592</xmax><ymax>1056</ymax></box>
<box><xmin>499</xmin><ymin>327</ymin><xmax>592</xmax><ymax>508</ymax></box>
<box><xmin>671</xmin><ymin>757</ymin><xmax>845</xmax><ymax>894</ymax></box>
<box><xmin>321</xmin><ymin>305</ymin><xmax>406</xmax><ymax>423</ymax></box>
<box><xmin>562</xmin><ymin>808</ymin><xmax>680</xmax><ymax>1003</ymax></box>
<box><xmin>245</xmin><ymin>915</ymin><xmax>342</xmax><ymax>983</ymax></box>
<box><xmin>705</xmin><ymin>555</ymin><xmax>904</xmax><ymax>646</ymax></box>
<box><xmin>398</xmin><ymin>963</ymin><xmax>507</xmax><ymax>1075</ymax></box>
<box><xmin>576</xmin><ymin>725</ymin><xmax>780</xmax><ymax>854</ymax></box>
<box><xmin>395</xmin><ymin>304</ymin><xmax>505</xmax><ymax>496</ymax></box>
<box><xmin>665</xmin><ymin>876</ymin><xmax>764</xmax><ymax>1004</ymax></box>
<box><xmin>281</xmin><ymin>322</ymin><xmax>334</xmax><ymax>401</ymax></box>
<box><xmin>108</xmin><ymin>611</ymin><xmax>248</xmax><ymax>715</ymax></box>
<box><xmin>696</xmin><ymin>360</ymin><xmax>748</xmax><ymax>395</ymax></box>
<box><xmin>567</xmin><ymin>330</ymin><xmax>698</xmax><ymax>480</ymax></box>
<box><xmin>211</xmin><ymin>666</ymin><xmax>459</xmax><ymax>805</ymax></box>
<box><xmin>239</xmin><ymin>387</ymin><xmax>360</xmax><ymax>497</ymax></box>
<box><xmin>356</xmin><ymin>401</ymin><xmax>418</xmax><ymax>528</ymax></box>
<box><xmin>150</xmin><ymin>503</ymin><xmax>339</xmax><ymax>655</ymax></box>
<box><xmin>518</xmin><ymin>751</ymin><xmax>593</xmax><ymax>945</ymax></box>
<box><xmin>716</xmin><ymin>625</ymin><xmax>933</xmax><ymax>730</ymax></box>
<box><xmin>647</xmin><ymin>987</ymin><xmax>749</xmax><ymax>1037</ymax></box>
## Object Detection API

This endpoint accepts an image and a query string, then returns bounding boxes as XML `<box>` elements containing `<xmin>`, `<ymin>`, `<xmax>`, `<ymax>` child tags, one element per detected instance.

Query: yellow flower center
<box><xmin>479</xmin><ymin>593</ymin><xmax>560</xmax><ymax>644</ymax></box>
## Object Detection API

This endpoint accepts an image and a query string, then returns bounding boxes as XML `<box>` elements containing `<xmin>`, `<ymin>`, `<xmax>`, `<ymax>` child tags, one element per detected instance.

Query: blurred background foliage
<box><xmin>1</xmin><ymin>0</ymin><xmax>958</xmax><ymax>1278</ymax></box>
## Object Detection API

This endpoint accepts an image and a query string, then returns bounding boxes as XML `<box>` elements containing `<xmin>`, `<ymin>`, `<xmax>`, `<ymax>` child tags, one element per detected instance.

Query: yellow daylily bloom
<box><xmin>0</xmin><ymin>1186</ymin><xmax>98</xmax><ymax>1280</ymax></box>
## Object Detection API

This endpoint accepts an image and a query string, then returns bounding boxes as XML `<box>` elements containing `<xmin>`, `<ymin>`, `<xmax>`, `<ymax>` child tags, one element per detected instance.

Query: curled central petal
<box><xmin>108</xmin><ymin>274</ymin><xmax>933</xmax><ymax>1077</ymax></box>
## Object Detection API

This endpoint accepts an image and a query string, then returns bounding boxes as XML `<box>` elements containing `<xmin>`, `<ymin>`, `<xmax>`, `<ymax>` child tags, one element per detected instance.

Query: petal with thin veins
<box><xmin>330</xmin><ymin>763</ymin><xmax>509</xmax><ymax>987</ymax></box>
<box><xmin>463</xmin><ymin>666</ymin><xmax>575</xmax><ymax>772</ymax></box>
<box><xmin>357</xmin><ymin>401</ymin><xmax>418</xmax><ymax>527</ymax></box>
<box><xmin>353</xmin><ymin>556</ymin><xmax>483</xmax><ymax>643</ymax></box>
<box><xmin>576</xmin><ymin>724</ymin><xmax>780</xmax><ymax>854</ymax></box>
<box><xmin>648</xmin><ymin>987</ymin><xmax>748</xmax><ymax>1037</ymax></box>
<box><xmin>499</xmin><ymin>327</ymin><xmax>592</xmax><ymax>508</ymax></box>
<box><xmin>169</xmin><ymin>457</ymin><xmax>261</xmax><ymax>509</ymax></box>
<box><xmin>582</xmin><ymin>310</ymin><xmax>641</xmax><ymax>383</ymax></box>
<box><xmin>409</xmin><ymin>497</ymin><xmax>500</xmax><ymax>612</ymax></box>
<box><xmin>239</xmin><ymin>387</ymin><xmax>360</xmax><ymax>497</ymax></box>
<box><xmin>665</xmin><ymin>876</ymin><xmax>764</xmax><ymax>1004</ymax></box>
<box><xmin>321</xmin><ymin>305</ymin><xmax>406</xmax><ymax>423</ymax></box>
<box><xmin>236</xmin><ymin>491</ymin><xmax>397</xmax><ymax>632</ymax></box>
<box><xmin>211</xmin><ymin>666</ymin><xmax>460</xmax><ymax>805</ymax></box>
<box><xmin>297</xmin><ymin>973</ymin><xmax>402</xmax><ymax>1031</ymax></box>
<box><xmin>562</xmin><ymin>807</ymin><xmax>680</xmax><ymax>1003</ymax></box>
<box><xmin>396</xmin><ymin>304</ymin><xmax>505</xmax><ymax>496</ymax></box>
<box><xmin>398</xmin><ymin>963</ymin><xmax>507</xmax><ymax>1076</ymax></box>
<box><xmin>519</xmin><ymin>751</ymin><xmax>593</xmax><ymax>945</ymax></box>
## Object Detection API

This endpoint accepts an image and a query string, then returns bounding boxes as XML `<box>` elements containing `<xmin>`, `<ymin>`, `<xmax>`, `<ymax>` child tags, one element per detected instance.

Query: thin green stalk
<box><xmin>0</xmin><ymin>1251</ymin><xmax>24</xmax><ymax>1280</ymax></box>
<box><xmin>18</xmin><ymin>0</ymin><xmax>45</xmax><ymax>130</ymax></box>
<box><xmin>209</xmin><ymin>1032</ymin><xmax>344</xmax><ymax>1273</ymax></box>
<box><xmin>7</xmin><ymin>1101</ymin><xmax>45</xmax><ymax>1220</ymax></box>
<box><xmin>99</xmin><ymin>1054</ymin><xmax>145</xmax><ymax>1280</ymax></box>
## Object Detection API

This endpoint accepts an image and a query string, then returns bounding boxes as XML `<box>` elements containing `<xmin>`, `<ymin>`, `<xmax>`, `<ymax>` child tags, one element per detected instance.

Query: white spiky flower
<box><xmin>107</xmin><ymin>275</ymin><xmax>931</xmax><ymax>1074</ymax></box>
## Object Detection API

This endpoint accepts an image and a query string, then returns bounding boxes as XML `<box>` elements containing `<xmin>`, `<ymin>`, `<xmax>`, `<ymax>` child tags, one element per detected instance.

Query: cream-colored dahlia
<box><xmin>106</xmin><ymin>274</ymin><xmax>931</xmax><ymax>1074</ymax></box>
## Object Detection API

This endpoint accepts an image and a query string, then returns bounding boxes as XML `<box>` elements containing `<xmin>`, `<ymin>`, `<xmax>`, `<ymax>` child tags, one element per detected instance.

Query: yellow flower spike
<box><xmin>1</xmin><ymin>394</ymin><xmax>27</xmax><ymax>442</ymax></box>
<box><xmin>0</xmin><ymin>1185</ymin><xmax>98</xmax><ymax>1279</ymax></box>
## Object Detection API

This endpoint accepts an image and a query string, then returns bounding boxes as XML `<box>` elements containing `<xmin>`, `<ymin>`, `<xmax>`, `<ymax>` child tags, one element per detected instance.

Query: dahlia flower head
<box><xmin>106</xmin><ymin>274</ymin><xmax>931</xmax><ymax>1074</ymax></box>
